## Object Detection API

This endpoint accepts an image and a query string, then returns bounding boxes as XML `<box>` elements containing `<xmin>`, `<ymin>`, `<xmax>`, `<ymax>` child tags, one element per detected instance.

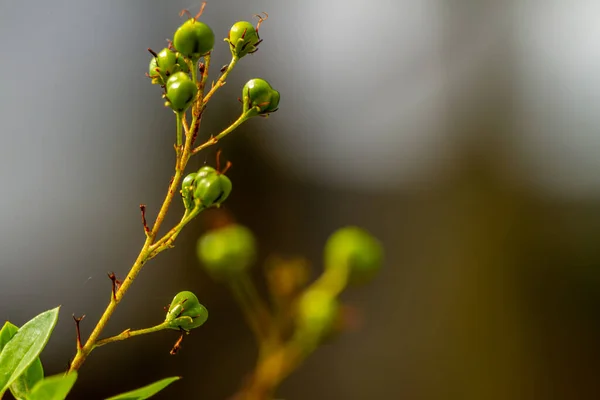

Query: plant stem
<box><xmin>68</xmin><ymin>52</ymin><xmax>244</xmax><ymax>373</ymax></box>
<box><xmin>239</xmin><ymin>274</ymin><xmax>273</xmax><ymax>337</ymax></box>
<box><xmin>235</xmin><ymin>341</ymin><xmax>307</xmax><ymax>400</ymax></box>
<box><xmin>68</xmin><ymin>169</ymin><xmax>182</xmax><ymax>371</ymax></box>
<box><xmin>198</xmin><ymin>54</ymin><xmax>211</xmax><ymax>102</ymax></box>
<box><xmin>191</xmin><ymin>111</ymin><xmax>252</xmax><ymax>155</ymax></box>
<box><xmin>69</xmin><ymin>88</ymin><xmax>202</xmax><ymax>373</ymax></box>
<box><xmin>176</xmin><ymin>112</ymin><xmax>183</xmax><ymax>148</ymax></box>
<box><xmin>147</xmin><ymin>206</ymin><xmax>204</xmax><ymax>258</ymax></box>
<box><xmin>202</xmin><ymin>56</ymin><xmax>238</xmax><ymax>108</ymax></box>
<box><xmin>229</xmin><ymin>279</ymin><xmax>266</xmax><ymax>343</ymax></box>
<box><xmin>94</xmin><ymin>322</ymin><xmax>170</xmax><ymax>348</ymax></box>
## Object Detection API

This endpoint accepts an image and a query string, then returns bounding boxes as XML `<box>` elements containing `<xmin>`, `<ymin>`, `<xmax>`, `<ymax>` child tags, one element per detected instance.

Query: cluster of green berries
<box><xmin>181</xmin><ymin>166</ymin><xmax>232</xmax><ymax>211</ymax></box>
<box><xmin>196</xmin><ymin>224</ymin><xmax>383</xmax><ymax>342</ymax></box>
<box><xmin>147</xmin><ymin>11</ymin><xmax>216</xmax><ymax>112</ymax></box>
<box><xmin>147</xmin><ymin>12</ymin><xmax>279</xmax><ymax>116</ymax></box>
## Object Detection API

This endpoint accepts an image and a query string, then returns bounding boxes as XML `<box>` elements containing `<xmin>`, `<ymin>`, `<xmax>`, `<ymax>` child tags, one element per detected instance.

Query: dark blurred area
<box><xmin>2</xmin><ymin>0</ymin><xmax>600</xmax><ymax>399</ymax></box>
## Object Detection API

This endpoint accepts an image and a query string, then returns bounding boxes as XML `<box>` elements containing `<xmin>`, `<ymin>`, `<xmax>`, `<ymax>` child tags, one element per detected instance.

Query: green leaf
<box><xmin>0</xmin><ymin>322</ymin><xmax>19</xmax><ymax>349</ymax></box>
<box><xmin>0</xmin><ymin>322</ymin><xmax>45</xmax><ymax>400</ymax></box>
<box><xmin>27</xmin><ymin>372</ymin><xmax>77</xmax><ymax>400</ymax></box>
<box><xmin>105</xmin><ymin>377</ymin><xmax>181</xmax><ymax>400</ymax></box>
<box><xmin>10</xmin><ymin>359</ymin><xmax>44</xmax><ymax>400</ymax></box>
<box><xmin>0</xmin><ymin>307</ymin><xmax>60</xmax><ymax>396</ymax></box>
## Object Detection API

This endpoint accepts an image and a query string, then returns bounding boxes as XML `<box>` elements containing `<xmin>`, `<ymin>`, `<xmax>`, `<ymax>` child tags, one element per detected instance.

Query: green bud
<box><xmin>165</xmin><ymin>291</ymin><xmax>208</xmax><ymax>331</ymax></box>
<box><xmin>225</xmin><ymin>21</ymin><xmax>261</xmax><ymax>59</ymax></box>
<box><xmin>148</xmin><ymin>57</ymin><xmax>165</xmax><ymax>85</ymax></box>
<box><xmin>242</xmin><ymin>78</ymin><xmax>280</xmax><ymax>116</ymax></box>
<box><xmin>196</xmin><ymin>224</ymin><xmax>256</xmax><ymax>280</ymax></box>
<box><xmin>174</xmin><ymin>19</ymin><xmax>215</xmax><ymax>60</ymax></box>
<box><xmin>165</xmin><ymin>72</ymin><xmax>197</xmax><ymax>112</ymax></box>
<box><xmin>181</xmin><ymin>172</ymin><xmax>197</xmax><ymax>210</ymax></box>
<box><xmin>193</xmin><ymin>168</ymin><xmax>232</xmax><ymax>208</ymax></box>
<box><xmin>295</xmin><ymin>289</ymin><xmax>340</xmax><ymax>341</ymax></box>
<box><xmin>324</xmin><ymin>226</ymin><xmax>383</xmax><ymax>285</ymax></box>
<box><xmin>156</xmin><ymin>48</ymin><xmax>180</xmax><ymax>77</ymax></box>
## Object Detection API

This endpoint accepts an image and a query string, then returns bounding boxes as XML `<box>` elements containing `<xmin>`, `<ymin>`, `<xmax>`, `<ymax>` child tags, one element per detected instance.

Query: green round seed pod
<box><xmin>295</xmin><ymin>288</ymin><xmax>340</xmax><ymax>340</ymax></box>
<box><xmin>181</xmin><ymin>172</ymin><xmax>197</xmax><ymax>210</ymax></box>
<box><xmin>148</xmin><ymin>57</ymin><xmax>165</xmax><ymax>85</ymax></box>
<box><xmin>174</xmin><ymin>19</ymin><xmax>215</xmax><ymax>60</ymax></box>
<box><xmin>242</xmin><ymin>78</ymin><xmax>280</xmax><ymax>115</ymax></box>
<box><xmin>165</xmin><ymin>71</ymin><xmax>191</xmax><ymax>90</ymax></box>
<box><xmin>165</xmin><ymin>291</ymin><xmax>208</xmax><ymax>331</ymax></box>
<box><xmin>156</xmin><ymin>48</ymin><xmax>179</xmax><ymax>76</ymax></box>
<box><xmin>176</xmin><ymin>54</ymin><xmax>190</xmax><ymax>73</ymax></box>
<box><xmin>225</xmin><ymin>21</ymin><xmax>260</xmax><ymax>58</ymax></box>
<box><xmin>196</xmin><ymin>165</ymin><xmax>218</xmax><ymax>180</ymax></box>
<box><xmin>324</xmin><ymin>226</ymin><xmax>383</xmax><ymax>285</ymax></box>
<box><xmin>268</xmin><ymin>89</ymin><xmax>280</xmax><ymax>112</ymax></box>
<box><xmin>196</xmin><ymin>224</ymin><xmax>257</xmax><ymax>280</ymax></box>
<box><xmin>165</xmin><ymin>72</ymin><xmax>197</xmax><ymax>112</ymax></box>
<box><xmin>193</xmin><ymin>172</ymin><xmax>232</xmax><ymax>208</ymax></box>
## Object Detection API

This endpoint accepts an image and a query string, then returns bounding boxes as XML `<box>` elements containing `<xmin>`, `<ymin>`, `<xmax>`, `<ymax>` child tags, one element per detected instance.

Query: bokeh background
<box><xmin>2</xmin><ymin>0</ymin><xmax>600</xmax><ymax>398</ymax></box>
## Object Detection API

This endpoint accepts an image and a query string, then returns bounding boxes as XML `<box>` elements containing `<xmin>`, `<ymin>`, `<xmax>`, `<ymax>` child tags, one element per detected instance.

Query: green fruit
<box><xmin>196</xmin><ymin>224</ymin><xmax>256</xmax><ymax>280</ymax></box>
<box><xmin>156</xmin><ymin>48</ymin><xmax>179</xmax><ymax>76</ymax></box>
<box><xmin>196</xmin><ymin>165</ymin><xmax>218</xmax><ymax>180</ymax></box>
<box><xmin>165</xmin><ymin>72</ymin><xmax>197</xmax><ymax>112</ymax></box>
<box><xmin>296</xmin><ymin>289</ymin><xmax>339</xmax><ymax>340</ymax></box>
<box><xmin>165</xmin><ymin>291</ymin><xmax>208</xmax><ymax>331</ymax></box>
<box><xmin>148</xmin><ymin>57</ymin><xmax>165</xmax><ymax>85</ymax></box>
<box><xmin>165</xmin><ymin>71</ymin><xmax>190</xmax><ymax>90</ymax></box>
<box><xmin>324</xmin><ymin>226</ymin><xmax>383</xmax><ymax>285</ymax></box>
<box><xmin>193</xmin><ymin>171</ymin><xmax>232</xmax><ymax>208</ymax></box>
<box><xmin>242</xmin><ymin>78</ymin><xmax>280</xmax><ymax>115</ymax></box>
<box><xmin>181</xmin><ymin>172</ymin><xmax>197</xmax><ymax>210</ymax></box>
<box><xmin>174</xmin><ymin>19</ymin><xmax>215</xmax><ymax>60</ymax></box>
<box><xmin>176</xmin><ymin>54</ymin><xmax>190</xmax><ymax>73</ymax></box>
<box><xmin>225</xmin><ymin>21</ymin><xmax>261</xmax><ymax>58</ymax></box>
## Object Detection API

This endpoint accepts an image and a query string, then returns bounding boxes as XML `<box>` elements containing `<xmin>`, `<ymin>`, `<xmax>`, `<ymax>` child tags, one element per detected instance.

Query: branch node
<box><xmin>72</xmin><ymin>314</ymin><xmax>85</xmax><ymax>351</ymax></box>
<box><xmin>108</xmin><ymin>272</ymin><xmax>122</xmax><ymax>301</ymax></box>
<box><xmin>140</xmin><ymin>204</ymin><xmax>151</xmax><ymax>236</ymax></box>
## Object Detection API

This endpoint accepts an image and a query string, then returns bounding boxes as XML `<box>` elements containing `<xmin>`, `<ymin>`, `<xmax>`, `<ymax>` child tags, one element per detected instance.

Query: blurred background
<box><xmin>1</xmin><ymin>0</ymin><xmax>600</xmax><ymax>398</ymax></box>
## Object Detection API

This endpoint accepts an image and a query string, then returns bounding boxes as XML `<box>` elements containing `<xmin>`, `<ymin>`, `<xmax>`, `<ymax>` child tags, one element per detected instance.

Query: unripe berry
<box><xmin>148</xmin><ymin>57</ymin><xmax>165</xmax><ymax>86</ymax></box>
<box><xmin>165</xmin><ymin>72</ymin><xmax>197</xmax><ymax>112</ymax></box>
<box><xmin>176</xmin><ymin>54</ymin><xmax>190</xmax><ymax>73</ymax></box>
<box><xmin>181</xmin><ymin>172</ymin><xmax>197</xmax><ymax>210</ymax></box>
<box><xmin>174</xmin><ymin>19</ymin><xmax>215</xmax><ymax>60</ymax></box>
<box><xmin>156</xmin><ymin>48</ymin><xmax>179</xmax><ymax>76</ymax></box>
<box><xmin>193</xmin><ymin>167</ymin><xmax>232</xmax><ymax>208</ymax></box>
<box><xmin>165</xmin><ymin>291</ymin><xmax>208</xmax><ymax>331</ymax></box>
<box><xmin>196</xmin><ymin>165</ymin><xmax>218</xmax><ymax>180</ymax></box>
<box><xmin>196</xmin><ymin>224</ymin><xmax>256</xmax><ymax>280</ymax></box>
<box><xmin>225</xmin><ymin>21</ymin><xmax>261</xmax><ymax>59</ymax></box>
<box><xmin>242</xmin><ymin>78</ymin><xmax>280</xmax><ymax>115</ymax></box>
<box><xmin>324</xmin><ymin>226</ymin><xmax>383</xmax><ymax>285</ymax></box>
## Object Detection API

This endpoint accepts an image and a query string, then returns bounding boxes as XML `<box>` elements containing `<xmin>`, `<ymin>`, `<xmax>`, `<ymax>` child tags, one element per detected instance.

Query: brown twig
<box><xmin>72</xmin><ymin>314</ymin><xmax>85</xmax><ymax>351</ymax></box>
<box><xmin>170</xmin><ymin>331</ymin><xmax>186</xmax><ymax>355</ymax></box>
<box><xmin>140</xmin><ymin>204</ymin><xmax>151</xmax><ymax>235</ymax></box>
<box><xmin>107</xmin><ymin>272</ymin><xmax>121</xmax><ymax>301</ymax></box>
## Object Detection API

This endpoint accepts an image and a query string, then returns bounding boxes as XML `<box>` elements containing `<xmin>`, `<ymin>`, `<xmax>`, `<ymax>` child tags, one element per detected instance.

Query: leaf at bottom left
<box><xmin>26</xmin><ymin>372</ymin><xmax>78</xmax><ymax>400</ymax></box>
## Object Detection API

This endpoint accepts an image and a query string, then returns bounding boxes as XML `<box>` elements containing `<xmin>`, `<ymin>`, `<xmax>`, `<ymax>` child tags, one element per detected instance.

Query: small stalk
<box><xmin>94</xmin><ymin>322</ymin><xmax>170</xmax><ymax>348</ymax></box>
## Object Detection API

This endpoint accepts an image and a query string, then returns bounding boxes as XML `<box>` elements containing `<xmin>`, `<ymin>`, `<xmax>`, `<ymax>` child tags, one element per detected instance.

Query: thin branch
<box><xmin>94</xmin><ymin>322</ymin><xmax>170</xmax><ymax>347</ymax></box>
